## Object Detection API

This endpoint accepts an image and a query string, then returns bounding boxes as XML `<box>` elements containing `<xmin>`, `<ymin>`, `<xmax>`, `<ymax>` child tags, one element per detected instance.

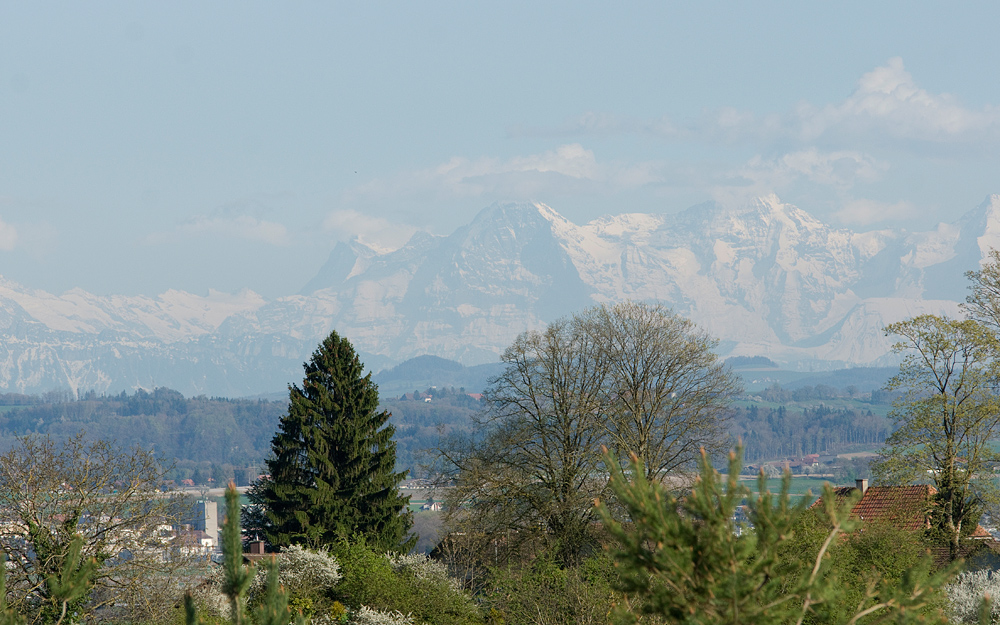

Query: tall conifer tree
<box><xmin>257</xmin><ymin>331</ymin><xmax>413</xmax><ymax>552</ymax></box>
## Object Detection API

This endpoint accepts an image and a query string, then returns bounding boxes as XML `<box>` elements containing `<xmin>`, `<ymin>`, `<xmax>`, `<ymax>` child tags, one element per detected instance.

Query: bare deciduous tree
<box><xmin>439</xmin><ymin>302</ymin><xmax>739</xmax><ymax>566</ymax></box>
<box><xmin>0</xmin><ymin>434</ymin><xmax>192</xmax><ymax>624</ymax></box>
<box><xmin>964</xmin><ymin>248</ymin><xmax>1000</xmax><ymax>334</ymax></box>
<box><xmin>441</xmin><ymin>318</ymin><xmax>609</xmax><ymax>565</ymax></box>
<box><xmin>580</xmin><ymin>301</ymin><xmax>741</xmax><ymax>479</ymax></box>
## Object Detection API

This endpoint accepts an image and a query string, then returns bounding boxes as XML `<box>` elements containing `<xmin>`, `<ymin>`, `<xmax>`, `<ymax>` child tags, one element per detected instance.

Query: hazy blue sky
<box><xmin>2</xmin><ymin>2</ymin><xmax>1000</xmax><ymax>298</ymax></box>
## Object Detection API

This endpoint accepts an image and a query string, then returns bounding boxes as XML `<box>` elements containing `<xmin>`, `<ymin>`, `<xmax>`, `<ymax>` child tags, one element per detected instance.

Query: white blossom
<box><xmin>350</xmin><ymin>605</ymin><xmax>414</xmax><ymax>625</ymax></box>
<box><xmin>387</xmin><ymin>553</ymin><xmax>460</xmax><ymax>592</ymax></box>
<box><xmin>194</xmin><ymin>545</ymin><xmax>342</xmax><ymax>618</ymax></box>
<box><xmin>248</xmin><ymin>545</ymin><xmax>342</xmax><ymax>602</ymax></box>
<box><xmin>948</xmin><ymin>570</ymin><xmax>1000</xmax><ymax>624</ymax></box>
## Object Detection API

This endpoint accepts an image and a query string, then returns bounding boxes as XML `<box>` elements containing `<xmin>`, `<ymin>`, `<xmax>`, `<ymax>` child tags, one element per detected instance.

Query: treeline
<box><xmin>0</xmin><ymin>388</ymin><xmax>285</xmax><ymax>484</ymax></box>
<box><xmin>730</xmin><ymin>403</ymin><xmax>890</xmax><ymax>462</ymax></box>
<box><xmin>0</xmin><ymin>386</ymin><xmax>484</xmax><ymax>481</ymax></box>
<box><xmin>392</xmin><ymin>388</ymin><xmax>894</xmax><ymax>474</ymax></box>
<box><xmin>752</xmin><ymin>382</ymin><xmax>902</xmax><ymax>404</ymax></box>
<box><xmin>0</xmin><ymin>388</ymin><xmax>283</xmax><ymax>464</ymax></box>
<box><xmin>391</xmin><ymin>384</ymin><xmax>897</xmax><ymax>471</ymax></box>
<box><xmin>0</xmin><ymin>383</ymin><xmax>895</xmax><ymax>480</ymax></box>
<box><xmin>725</xmin><ymin>355</ymin><xmax>778</xmax><ymax>368</ymax></box>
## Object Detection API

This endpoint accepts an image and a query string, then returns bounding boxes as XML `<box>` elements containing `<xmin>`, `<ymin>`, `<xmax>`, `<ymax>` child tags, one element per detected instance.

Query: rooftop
<box><xmin>850</xmin><ymin>485</ymin><xmax>935</xmax><ymax>532</ymax></box>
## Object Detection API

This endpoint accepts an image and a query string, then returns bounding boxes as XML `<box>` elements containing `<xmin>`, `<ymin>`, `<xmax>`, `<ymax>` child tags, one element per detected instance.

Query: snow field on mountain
<box><xmin>0</xmin><ymin>195</ymin><xmax>997</xmax><ymax>394</ymax></box>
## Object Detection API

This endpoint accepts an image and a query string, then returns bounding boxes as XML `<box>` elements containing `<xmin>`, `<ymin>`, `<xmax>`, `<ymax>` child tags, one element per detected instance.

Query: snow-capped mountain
<box><xmin>2</xmin><ymin>194</ymin><xmax>998</xmax><ymax>396</ymax></box>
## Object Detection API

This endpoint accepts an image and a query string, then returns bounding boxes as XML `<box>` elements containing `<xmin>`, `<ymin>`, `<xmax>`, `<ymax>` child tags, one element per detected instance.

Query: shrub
<box><xmin>333</xmin><ymin>539</ymin><xmax>481</xmax><ymax>625</ymax></box>
<box><xmin>350</xmin><ymin>606</ymin><xmax>413</xmax><ymax>625</ymax></box>
<box><xmin>387</xmin><ymin>554</ymin><xmax>461</xmax><ymax>593</ymax></box>
<box><xmin>479</xmin><ymin>552</ymin><xmax>619</xmax><ymax>625</ymax></box>
<box><xmin>190</xmin><ymin>568</ymin><xmax>234</xmax><ymax>621</ymax></box>
<box><xmin>948</xmin><ymin>570</ymin><xmax>1000</xmax><ymax>624</ymax></box>
<box><xmin>331</xmin><ymin>540</ymin><xmax>400</xmax><ymax>611</ymax></box>
<box><xmin>248</xmin><ymin>546</ymin><xmax>342</xmax><ymax>620</ymax></box>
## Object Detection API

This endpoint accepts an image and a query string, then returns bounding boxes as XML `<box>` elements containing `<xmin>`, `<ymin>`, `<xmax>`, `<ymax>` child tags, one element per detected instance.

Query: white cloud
<box><xmin>834</xmin><ymin>198</ymin><xmax>917</xmax><ymax>226</ymax></box>
<box><xmin>346</xmin><ymin>144</ymin><xmax>664</xmax><ymax>204</ymax></box>
<box><xmin>795</xmin><ymin>57</ymin><xmax>1000</xmax><ymax>144</ymax></box>
<box><xmin>322</xmin><ymin>210</ymin><xmax>418</xmax><ymax>253</ymax></box>
<box><xmin>550</xmin><ymin>59</ymin><xmax>1000</xmax><ymax>153</ymax></box>
<box><xmin>0</xmin><ymin>217</ymin><xmax>17</xmax><ymax>250</ymax></box>
<box><xmin>740</xmin><ymin>149</ymin><xmax>887</xmax><ymax>190</ymax></box>
<box><xmin>141</xmin><ymin>195</ymin><xmax>297</xmax><ymax>247</ymax></box>
<box><xmin>710</xmin><ymin>148</ymin><xmax>889</xmax><ymax>207</ymax></box>
<box><xmin>179</xmin><ymin>215</ymin><xmax>289</xmax><ymax>246</ymax></box>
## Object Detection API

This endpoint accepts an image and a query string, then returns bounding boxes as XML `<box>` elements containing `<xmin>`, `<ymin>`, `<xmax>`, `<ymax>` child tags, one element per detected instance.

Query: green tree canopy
<box><xmin>872</xmin><ymin>314</ymin><xmax>1000</xmax><ymax>561</ymax></box>
<box><xmin>599</xmin><ymin>449</ymin><xmax>958</xmax><ymax>625</ymax></box>
<box><xmin>254</xmin><ymin>331</ymin><xmax>413</xmax><ymax>552</ymax></box>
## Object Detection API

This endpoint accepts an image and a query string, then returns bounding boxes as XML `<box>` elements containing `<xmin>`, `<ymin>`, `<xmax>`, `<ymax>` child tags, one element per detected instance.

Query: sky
<box><xmin>2</xmin><ymin>2</ymin><xmax>1000</xmax><ymax>299</ymax></box>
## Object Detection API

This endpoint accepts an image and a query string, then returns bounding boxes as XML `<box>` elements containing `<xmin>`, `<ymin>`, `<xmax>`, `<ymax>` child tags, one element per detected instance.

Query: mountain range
<box><xmin>2</xmin><ymin>193</ymin><xmax>998</xmax><ymax>396</ymax></box>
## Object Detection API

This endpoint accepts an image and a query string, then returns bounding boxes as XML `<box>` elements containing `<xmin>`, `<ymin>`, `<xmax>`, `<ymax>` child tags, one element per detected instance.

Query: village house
<box><xmin>813</xmin><ymin>478</ymin><xmax>1000</xmax><ymax>568</ymax></box>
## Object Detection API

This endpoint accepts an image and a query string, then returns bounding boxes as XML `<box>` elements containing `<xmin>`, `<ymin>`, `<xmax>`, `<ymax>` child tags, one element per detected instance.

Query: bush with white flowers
<box><xmin>350</xmin><ymin>605</ymin><xmax>415</xmax><ymax>625</ymax></box>
<box><xmin>194</xmin><ymin>545</ymin><xmax>344</xmax><ymax>621</ymax></box>
<box><xmin>195</xmin><ymin>540</ymin><xmax>479</xmax><ymax>625</ymax></box>
<box><xmin>248</xmin><ymin>545</ymin><xmax>342</xmax><ymax>605</ymax></box>
<box><xmin>332</xmin><ymin>539</ymin><xmax>482</xmax><ymax>625</ymax></box>
<box><xmin>388</xmin><ymin>553</ymin><xmax>461</xmax><ymax>593</ymax></box>
<box><xmin>948</xmin><ymin>570</ymin><xmax>1000</xmax><ymax>624</ymax></box>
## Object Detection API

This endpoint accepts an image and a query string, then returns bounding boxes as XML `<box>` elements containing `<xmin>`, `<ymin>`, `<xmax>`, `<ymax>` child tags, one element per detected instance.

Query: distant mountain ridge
<box><xmin>0</xmin><ymin>194</ymin><xmax>996</xmax><ymax>396</ymax></box>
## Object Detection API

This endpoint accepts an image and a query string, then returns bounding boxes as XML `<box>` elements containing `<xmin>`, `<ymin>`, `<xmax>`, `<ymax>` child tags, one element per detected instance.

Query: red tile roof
<box><xmin>969</xmin><ymin>525</ymin><xmax>993</xmax><ymax>540</ymax></box>
<box><xmin>812</xmin><ymin>483</ymin><xmax>1000</xmax><ymax>566</ymax></box>
<box><xmin>810</xmin><ymin>484</ymin><xmax>937</xmax><ymax>531</ymax></box>
<box><xmin>849</xmin><ymin>485</ymin><xmax>935</xmax><ymax>532</ymax></box>
<box><xmin>968</xmin><ymin>524</ymin><xmax>994</xmax><ymax>539</ymax></box>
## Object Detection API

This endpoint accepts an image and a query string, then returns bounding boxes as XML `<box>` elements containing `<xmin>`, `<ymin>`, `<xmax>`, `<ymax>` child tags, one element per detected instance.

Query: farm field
<box><xmin>741</xmin><ymin>475</ymin><xmax>849</xmax><ymax>505</ymax></box>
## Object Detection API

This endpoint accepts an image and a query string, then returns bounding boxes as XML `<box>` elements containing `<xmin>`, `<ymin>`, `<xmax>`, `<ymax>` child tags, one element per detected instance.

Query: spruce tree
<box><xmin>258</xmin><ymin>331</ymin><xmax>413</xmax><ymax>552</ymax></box>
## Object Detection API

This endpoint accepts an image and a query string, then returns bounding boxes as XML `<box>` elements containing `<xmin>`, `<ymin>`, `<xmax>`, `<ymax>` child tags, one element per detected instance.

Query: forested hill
<box><xmin>0</xmin><ymin>388</ymin><xmax>285</xmax><ymax>484</ymax></box>
<box><xmin>0</xmin><ymin>388</ymin><xmax>278</xmax><ymax>461</ymax></box>
<box><xmin>0</xmin><ymin>377</ymin><xmax>896</xmax><ymax>482</ymax></box>
<box><xmin>0</xmin><ymin>386</ymin><xmax>482</xmax><ymax>484</ymax></box>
